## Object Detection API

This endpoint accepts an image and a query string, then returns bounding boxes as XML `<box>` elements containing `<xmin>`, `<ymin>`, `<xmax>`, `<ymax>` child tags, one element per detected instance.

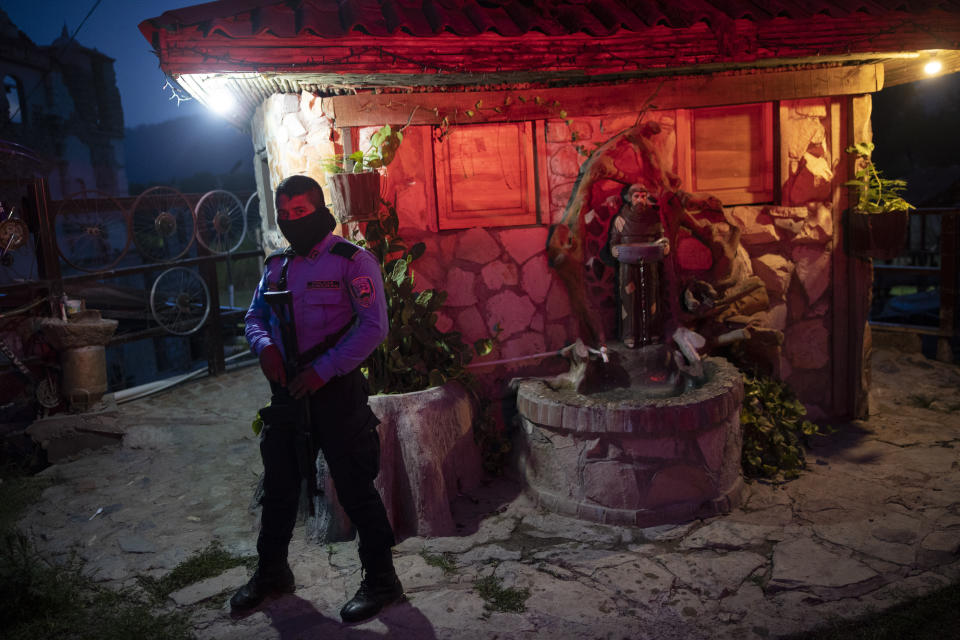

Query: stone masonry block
<box><xmin>486</xmin><ymin>290</ymin><xmax>536</xmax><ymax>339</ymax></box>
<box><xmin>457</xmin><ymin>228</ymin><xmax>501</xmax><ymax>264</ymax></box>
<box><xmin>500</xmin><ymin>227</ymin><xmax>548</xmax><ymax>266</ymax></box>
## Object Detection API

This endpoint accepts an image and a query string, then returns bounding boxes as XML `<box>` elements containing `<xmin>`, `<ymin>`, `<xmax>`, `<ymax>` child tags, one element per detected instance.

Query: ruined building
<box><xmin>1</xmin><ymin>9</ymin><xmax>127</xmax><ymax>198</ymax></box>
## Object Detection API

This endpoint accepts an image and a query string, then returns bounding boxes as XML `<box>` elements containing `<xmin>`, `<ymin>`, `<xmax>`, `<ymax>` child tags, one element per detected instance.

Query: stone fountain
<box><xmin>514</xmin><ymin>346</ymin><xmax>744</xmax><ymax>527</ymax></box>
<box><xmin>519</xmin><ymin>122</ymin><xmax>759</xmax><ymax>528</ymax></box>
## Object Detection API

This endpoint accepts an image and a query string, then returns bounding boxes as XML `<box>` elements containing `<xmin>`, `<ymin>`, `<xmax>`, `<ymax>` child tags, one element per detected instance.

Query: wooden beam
<box><xmin>883</xmin><ymin>52</ymin><xmax>960</xmax><ymax>87</ymax></box>
<box><xmin>327</xmin><ymin>64</ymin><xmax>883</xmax><ymax>128</ymax></box>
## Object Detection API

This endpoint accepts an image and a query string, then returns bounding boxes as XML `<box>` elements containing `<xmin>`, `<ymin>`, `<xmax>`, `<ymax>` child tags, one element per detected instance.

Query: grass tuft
<box><xmin>0</xmin><ymin>530</ymin><xmax>193</xmax><ymax>640</ymax></box>
<box><xmin>473</xmin><ymin>574</ymin><xmax>530</xmax><ymax>613</ymax></box>
<box><xmin>420</xmin><ymin>549</ymin><xmax>458</xmax><ymax>574</ymax></box>
<box><xmin>0</xmin><ymin>473</ymin><xmax>57</xmax><ymax>534</ymax></box>
<box><xmin>137</xmin><ymin>541</ymin><xmax>255</xmax><ymax>603</ymax></box>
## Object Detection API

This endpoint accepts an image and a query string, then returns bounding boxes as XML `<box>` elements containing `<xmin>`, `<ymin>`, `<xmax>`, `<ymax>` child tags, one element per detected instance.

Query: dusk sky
<box><xmin>4</xmin><ymin>0</ymin><xmax>216</xmax><ymax>128</ymax></box>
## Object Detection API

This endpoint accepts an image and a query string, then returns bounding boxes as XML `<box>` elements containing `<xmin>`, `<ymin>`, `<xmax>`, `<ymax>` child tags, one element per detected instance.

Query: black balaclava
<box><xmin>277</xmin><ymin>205</ymin><xmax>337</xmax><ymax>256</ymax></box>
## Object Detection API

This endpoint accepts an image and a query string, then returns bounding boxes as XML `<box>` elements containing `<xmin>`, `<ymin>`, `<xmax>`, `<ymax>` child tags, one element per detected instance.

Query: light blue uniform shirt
<box><xmin>245</xmin><ymin>233</ymin><xmax>388</xmax><ymax>384</ymax></box>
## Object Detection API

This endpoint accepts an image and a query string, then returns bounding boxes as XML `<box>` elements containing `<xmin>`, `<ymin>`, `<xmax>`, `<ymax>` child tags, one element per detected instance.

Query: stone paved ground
<box><xmin>16</xmin><ymin>347</ymin><xmax>960</xmax><ymax>639</ymax></box>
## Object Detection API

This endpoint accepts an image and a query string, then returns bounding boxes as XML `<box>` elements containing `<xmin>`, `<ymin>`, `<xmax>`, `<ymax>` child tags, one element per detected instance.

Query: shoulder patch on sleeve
<box><xmin>349</xmin><ymin>275</ymin><xmax>376</xmax><ymax>308</ymax></box>
<box><xmin>330</xmin><ymin>242</ymin><xmax>361</xmax><ymax>260</ymax></box>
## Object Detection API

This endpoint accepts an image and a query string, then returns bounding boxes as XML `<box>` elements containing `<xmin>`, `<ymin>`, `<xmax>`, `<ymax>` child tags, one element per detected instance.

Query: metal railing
<box><xmin>870</xmin><ymin>206</ymin><xmax>959</xmax><ymax>359</ymax></box>
<box><xmin>1</xmin><ymin>183</ymin><xmax>262</xmax><ymax>389</ymax></box>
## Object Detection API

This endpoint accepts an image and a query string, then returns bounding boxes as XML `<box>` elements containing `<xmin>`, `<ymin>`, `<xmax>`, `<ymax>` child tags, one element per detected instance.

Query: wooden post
<box><xmin>198</xmin><ymin>256</ymin><xmax>225</xmax><ymax>375</ymax></box>
<box><xmin>833</xmin><ymin>94</ymin><xmax>874</xmax><ymax>420</ymax></box>
<box><xmin>938</xmin><ymin>211</ymin><xmax>959</xmax><ymax>362</ymax></box>
<box><xmin>32</xmin><ymin>178</ymin><xmax>61</xmax><ymax>282</ymax></box>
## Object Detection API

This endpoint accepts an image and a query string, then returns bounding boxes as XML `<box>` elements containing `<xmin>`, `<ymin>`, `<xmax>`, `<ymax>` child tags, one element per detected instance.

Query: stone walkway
<box><xmin>17</xmin><ymin>347</ymin><xmax>960</xmax><ymax>639</ymax></box>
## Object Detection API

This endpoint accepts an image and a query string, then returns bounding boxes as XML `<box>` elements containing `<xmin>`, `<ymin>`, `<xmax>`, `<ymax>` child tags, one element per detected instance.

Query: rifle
<box><xmin>261</xmin><ymin>290</ymin><xmax>319</xmax><ymax>516</ymax></box>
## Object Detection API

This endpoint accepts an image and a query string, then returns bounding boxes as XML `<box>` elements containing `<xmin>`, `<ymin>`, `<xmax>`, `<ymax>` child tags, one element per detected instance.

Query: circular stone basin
<box><xmin>515</xmin><ymin>356</ymin><xmax>744</xmax><ymax>527</ymax></box>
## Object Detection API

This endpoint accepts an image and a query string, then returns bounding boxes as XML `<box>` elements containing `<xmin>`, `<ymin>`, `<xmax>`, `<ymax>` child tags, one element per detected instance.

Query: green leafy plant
<box><xmin>740</xmin><ymin>371</ymin><xmax>829</xmax><ymax>481</ymax></box>
<box><xmin>844</xmin><ymin>141</ymin><xmax>914</xmax><ymax>214</ymax></box>
<box><xmin>323</xmin><ymin>124</ymin><xmax>403</xmax><ymax>174</ymax></box>
<box><xmin>355</xmin><ymin>199</ymin><xmax>494</xmax><ymax>395</ymax></box>
<box><xmin>0</xmin><ymin>531</ymin><xmax>193</xmax><ymax>640</ymax></box>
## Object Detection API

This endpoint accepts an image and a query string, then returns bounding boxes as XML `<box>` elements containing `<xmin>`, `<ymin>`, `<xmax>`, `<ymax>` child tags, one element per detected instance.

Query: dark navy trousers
<box><xmin>256</xmin><ymin>367</ymin><xmax>395</xmax><ymax>572</ymax></box>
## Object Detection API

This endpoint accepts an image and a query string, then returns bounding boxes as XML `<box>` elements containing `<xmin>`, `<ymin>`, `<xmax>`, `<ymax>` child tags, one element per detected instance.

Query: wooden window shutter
<box><xmin>677</xmin><ymin>103</ymin><xmax>774</xmax><ymax>205</ymax></box>
<box><xmin>433</xmin><ymin>121</ymin><xmax>544</xmax><ymax>229</ymax></box>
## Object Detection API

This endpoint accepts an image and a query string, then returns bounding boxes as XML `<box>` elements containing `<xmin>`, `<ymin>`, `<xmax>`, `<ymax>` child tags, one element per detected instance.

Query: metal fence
<box><xmin>1</xmin><ymin>177</ymin><xmax>264</xmax><ymax>405</ymax></box>
<box><xmin>870</xmin><ymin>207</ymin><xmax>960</xmax><ymax>360</ymax></box>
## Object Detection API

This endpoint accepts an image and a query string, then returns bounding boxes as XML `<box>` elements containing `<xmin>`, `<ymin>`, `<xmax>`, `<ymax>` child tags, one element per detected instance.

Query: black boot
<box><xmin>230</xmin><ymin>561</ymin><xmax>295</xmax><ymax>611</ymax></box>
<box><xmin>340</xmin><ymin>569</ymin><xmax>404</xmax><ymax>622</ymax></box>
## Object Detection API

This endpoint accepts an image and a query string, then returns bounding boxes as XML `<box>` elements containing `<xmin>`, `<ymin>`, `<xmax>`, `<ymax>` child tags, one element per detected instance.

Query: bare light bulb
<box><xmin>208</xmin><ymin>88</ymin><xmax>236</xmax><ymax>114</ymax></box>
<box><xmin>924</xmin><ymin>60</ymin><xmax>943</xmax><ymax>75</ymax></box>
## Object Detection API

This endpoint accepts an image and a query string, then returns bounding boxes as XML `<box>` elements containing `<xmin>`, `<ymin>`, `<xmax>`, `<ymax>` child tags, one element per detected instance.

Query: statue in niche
<box><xmin>601</xmin><ymin>183</ymin><xmax>669</xmax><ymax>348</ymax></box>
<box><xmin>548</xmin><ymin>119</ymin><xmax>783</xmax><ymax>382</ymax></box>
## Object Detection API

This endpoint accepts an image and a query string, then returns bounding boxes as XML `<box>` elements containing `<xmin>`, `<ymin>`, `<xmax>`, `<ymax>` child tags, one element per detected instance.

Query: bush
<box><xmin>740</xmin><ymin>370</ymin><xmax>829</xmax><ymax>481</ymax></box>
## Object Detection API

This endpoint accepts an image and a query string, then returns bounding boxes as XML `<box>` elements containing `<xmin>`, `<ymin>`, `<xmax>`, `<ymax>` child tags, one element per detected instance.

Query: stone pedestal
<box><xmin>39</xmin><ymin>310</ymin><xmax>118</xmax><ymax>411</ymax></box>
<box><xmin>308</xmin><ymin>381</ymin><xmax>483</xmax><ymax>543</ymax></box>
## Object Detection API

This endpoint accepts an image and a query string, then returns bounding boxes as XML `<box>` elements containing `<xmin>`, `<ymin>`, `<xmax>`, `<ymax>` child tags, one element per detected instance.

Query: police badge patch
<box><xmin>350</xmin><ymin>276</ymin><xmax>375</xmax><ymax>308</ymax></box>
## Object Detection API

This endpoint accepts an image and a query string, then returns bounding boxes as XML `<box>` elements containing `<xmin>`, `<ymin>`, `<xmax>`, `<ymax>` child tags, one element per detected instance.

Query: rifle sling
<box><xmin>297</xmin><ymin>317</ymin><xmax>355</xmax><ymax>368</ymax></box>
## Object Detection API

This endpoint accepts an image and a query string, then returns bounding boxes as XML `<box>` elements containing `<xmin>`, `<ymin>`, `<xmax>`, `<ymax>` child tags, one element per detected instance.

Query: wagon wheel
<box><xmin>245</xmin><ymin>191</ymin><xmax>265</xmax><ymax>248</ymax></box>
<box><xmin>54</xmin><ymin>190</ymin><xmax>130</xmax><ymax>272</ymax></box>
<box><xmin>35</xmin><ymin>375</ymin><xmax>60</xmax><ymax>409</ymax></box>
<box><xmin>131</xmin><ymin>186</ymin><xmax>196</xmax><ymax>263</ymax></box>
<box><xmin>195</xmin><ymin>189</ymin><xmax>247</xmax><ymax>254</ymax></box>
<box><xmin>245</xmin><ymin>190</ymin><xmax>262</xmax><ymax>227</ymax></box>
<box><xmin>149</xmin><ymin>266</ymin><xmax>210</xmax><ymax>335</ymax></box>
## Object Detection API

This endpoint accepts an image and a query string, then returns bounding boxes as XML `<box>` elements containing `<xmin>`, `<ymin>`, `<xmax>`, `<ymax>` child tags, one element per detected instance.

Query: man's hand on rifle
<box><xmin>289</xmin><ymin>368</ymin><xmax>325</xmax><ymax>399</ymax></box>
<box><xmin>259</xmin><ymin>344</ymin><xmax>286</xmax><ymax>385</ymax></box>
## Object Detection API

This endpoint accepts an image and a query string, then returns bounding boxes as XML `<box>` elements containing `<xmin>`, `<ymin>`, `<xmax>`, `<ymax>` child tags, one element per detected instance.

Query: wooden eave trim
<box><xmin>324</xmin><ymin>64</ymin><xmax>884</xmax><ymax>128</ymax></box>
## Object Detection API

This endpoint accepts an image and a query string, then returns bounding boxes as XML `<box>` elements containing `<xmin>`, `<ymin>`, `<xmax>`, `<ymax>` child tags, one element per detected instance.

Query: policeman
<box><xmin>231</xmin><ymin>175</ymin><xmax>403</xmax><ymax>622</ymax></box>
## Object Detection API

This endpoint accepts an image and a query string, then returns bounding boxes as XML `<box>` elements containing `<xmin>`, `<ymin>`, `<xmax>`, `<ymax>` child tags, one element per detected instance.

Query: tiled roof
<box><xmin>143</xmin><ymin>0</ymin><xmax>960</xmax><ymax>39</ymax></box>
<box><xmin>140</xmin><ymin>1</ymin><xmax>960</xmax><ymax>128</ymax></box>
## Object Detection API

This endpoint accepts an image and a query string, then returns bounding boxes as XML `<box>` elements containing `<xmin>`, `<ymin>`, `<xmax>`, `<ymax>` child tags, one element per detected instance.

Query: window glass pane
<box><xmin>4</xmin><ymin>75</ymin><xmax>23</xmax><ymax>124</ymax></box>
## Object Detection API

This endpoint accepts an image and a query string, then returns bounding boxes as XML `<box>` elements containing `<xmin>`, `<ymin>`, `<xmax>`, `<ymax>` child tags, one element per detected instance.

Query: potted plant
<box><xmin>323</xmin><ymin>124</ymin><xmax>403</xmax><ymax>224</ymax></box>
<box><xmin>301</xmin><ymin>199</ymin><xmax>501</xmax><ymax>541</ymax></box>
<box><xmin>844</xmin><ymin>141</ymin><xmax>915</xmax><ymax>260</ymax></box>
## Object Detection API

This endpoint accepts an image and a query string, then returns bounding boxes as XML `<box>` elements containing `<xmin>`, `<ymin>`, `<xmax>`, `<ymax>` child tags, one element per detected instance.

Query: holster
<box><xmin>257</xmin><ymin>401</ymin><xmax>299</xmax><ymax>427</ymax></box>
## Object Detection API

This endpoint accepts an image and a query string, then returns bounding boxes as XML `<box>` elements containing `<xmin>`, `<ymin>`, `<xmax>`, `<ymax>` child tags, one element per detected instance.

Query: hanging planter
<box><xmin>323</xmin><ymin>124</ymin><xmax>402</xmax><ymax>224</ymax></box>
<box><xmin>846</xmin><ymin>208</ymin><xmax>909</xmax><ymax>261</ymax></box>
<box><xmin>327</xmin><ymin>171</ymin><xmax>382</xmax><ymax>224</ymax></box>
<box><xmin>843</xmin><ymin>141</ymin><xmax>914</xmax><ymax>262</ymax></box>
